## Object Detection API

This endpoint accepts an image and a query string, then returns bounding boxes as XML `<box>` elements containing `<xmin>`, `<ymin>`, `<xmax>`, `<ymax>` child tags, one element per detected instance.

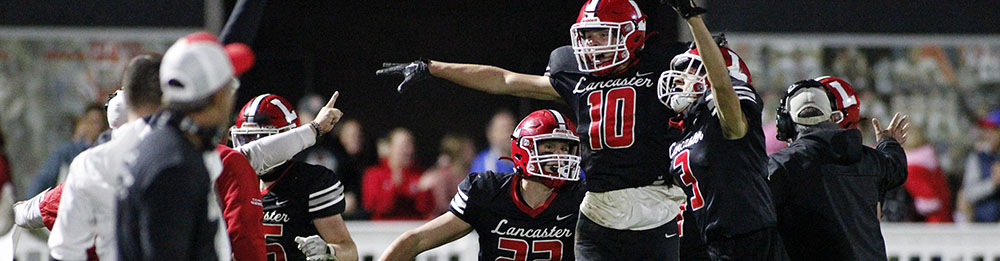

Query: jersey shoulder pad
<box><xmin>546</xmin><ymin>46</ymin><xmax>579</xmax><ymax>76</ymax></box>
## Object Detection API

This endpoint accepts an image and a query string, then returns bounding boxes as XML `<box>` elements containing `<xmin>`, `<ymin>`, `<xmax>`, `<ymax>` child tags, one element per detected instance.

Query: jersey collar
<box><xmin>509</xmin><ymin>174</ymin><xmax>560</xmax><ymax>218</ymax></box>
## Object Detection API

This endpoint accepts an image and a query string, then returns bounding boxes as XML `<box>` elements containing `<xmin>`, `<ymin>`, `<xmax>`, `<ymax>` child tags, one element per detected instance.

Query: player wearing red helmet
<box><xmin>769</xmin><ymin>78</ymin><xmax>909</xmax><ymax>260</ymax></box>
<box><xmin>377</xmin><ymin>0</ymin><xmax>689</xmax><ymax>259</ymax></box>
<box><xmin>658</xmin><ymin>0</ymin><xmax>785</xmax><ymax>259</ymax></box>
<box><xmin>814</xmin><ymin>76</ymin><xmax>861</xmax><ymax>129</ymax></box>
<box><xmin>230</xmin><ymin>93</ymin><xmax>358</xmax><ymax>261</ymax></box>
<box><xmin>379</xmin><ymin>110</ymin><xmax>588</xmax><ymax>261</ymax></box>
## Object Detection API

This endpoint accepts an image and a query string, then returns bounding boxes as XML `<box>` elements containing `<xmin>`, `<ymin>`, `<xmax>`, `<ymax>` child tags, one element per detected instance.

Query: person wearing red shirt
<box><xmin>362</xmin><ymin>128</ymin><xmax>434</xmax><ymax>220</ymax></box>
<box><xmin>216</xmin><ymin>145</ymin><xmax>268</xmax><ymax>260</ymax></box>
<box><xmin>903</xmin><ymin>128</ymin><xmax>953</xmax><ymax>222</ymax></box>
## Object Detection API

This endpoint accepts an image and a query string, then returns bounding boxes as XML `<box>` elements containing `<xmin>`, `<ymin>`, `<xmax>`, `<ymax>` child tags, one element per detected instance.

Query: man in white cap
<box><xmin>116</xmin><ymin>32</ymin><xmax>254</xmax><ymax>261</ymax></box>
<box><xmin>768</xmin><ymin>78</ymin><xmax>910</xmax><ymax>260</ymax></box>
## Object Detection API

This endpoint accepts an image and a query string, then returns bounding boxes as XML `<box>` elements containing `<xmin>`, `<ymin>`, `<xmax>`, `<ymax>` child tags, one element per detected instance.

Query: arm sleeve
<box><xmin>48</xmin><ymin>157</ymin><xmax>97</xmax><ymax>261</ymax></box>
<box><xmin>735</xmin><ymin>86</ymin><xmax>762</xmax><ymax>128</ymax></box>
<box><xmin>141</xmin><ymin>167</ymin><xmax>208</xmax><ymax>260</ymax></box>
<box><xmin>236</xmin><ymin>125</ymin><xmax>316</xmax><ymax>174</ymax></box>
<box><xmin>875</xmin><ymin>137</ymin><xmax>908</xmax><ymax>194</ymax></box>
<box><xmin>307</xmin><ymin>167</ymin><xmax>346</xmax><ymax>219</ymax></box>
<box><xmin>961</xmin><ymin>155</ymin><xmax>996</xmax><ymax>203</ymax></box>
<box><xmin>361</xmin><ymin>168</ymin><xmax>399</xmax><ymax>217</ymax></box>
<box><xmin>447</xmin><ymin>173</ymin><xmax>478</xmax><ymax>222</ymax></box>
<box><xmin>215</xmin><ymin>152</ymin><xmax>266</xmax><ymax>261</ymax></box>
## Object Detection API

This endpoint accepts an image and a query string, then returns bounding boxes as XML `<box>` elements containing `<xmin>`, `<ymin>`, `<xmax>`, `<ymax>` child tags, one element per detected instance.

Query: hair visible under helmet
<box><xmin>570</xmin><ymin>0</ymin><xmax>647</xmax><ymax>76</ymax></box>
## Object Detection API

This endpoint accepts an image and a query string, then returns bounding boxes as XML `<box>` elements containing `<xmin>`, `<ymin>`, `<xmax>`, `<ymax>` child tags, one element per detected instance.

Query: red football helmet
<box><xmin>570</xmin><ymin>0</ymin><xmax>647</xmax><ymax>75</ymax></box>
<box><xmin>814</xmin><ymin>76</ymin><xmax>860</xmax><ymax>129</ymax></box>
<box><xmin>509</xmin><ymin>110</ymin><xmax>581</xmax><ymax>188</ymax></box>
<box><xmin>657</xmin><ymin>44</ymin><xmax>753</xmax><ymax>112</ymax></box>
<box><xmin>231</xmin><ymin>94</ymin><xmax>300</xmax><ymax>148</ymax></box>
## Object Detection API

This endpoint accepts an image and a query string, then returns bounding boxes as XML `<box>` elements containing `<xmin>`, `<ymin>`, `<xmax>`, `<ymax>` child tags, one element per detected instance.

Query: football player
<box><xmin>769</xmin><ymin>77</ymin><xmax>908</xmax><ymax>260</ymax></box>
<box><xmin>377</xmin><ymin>0</ymin><xmax>688</xmax><ymax>259</ymax></box>
<box><xmin>658</xmin><ymin>1</ymin><xmax>783</xmax><ymax>259</ymax></box>
<box><xmin>379</xmin><ymin>110</ymin><xmax>586</xmax><ymax>261</ymax></box>
<box><xmin>231</xmin><ymin>93</ymin><xmax>357</xmax><ymax>261</ymax></box>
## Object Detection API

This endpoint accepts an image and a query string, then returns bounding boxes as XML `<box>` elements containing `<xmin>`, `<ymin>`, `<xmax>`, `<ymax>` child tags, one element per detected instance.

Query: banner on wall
<box><xmin>0</xmin><ymin>28</ymin><xmax>194</xmax><ymax>198</ymax></box>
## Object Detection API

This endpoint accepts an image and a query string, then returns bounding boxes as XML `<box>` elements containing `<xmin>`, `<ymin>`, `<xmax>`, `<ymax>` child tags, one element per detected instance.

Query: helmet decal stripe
<box><xmin>245</xmin><ymin>94</ymin><xmax>268</xmax><ymax>122</ymax></box>
<box><xmin>548</xmin><ymin>109</ymin><xmax>567</xmax><ymax>130</ymax></box>
<box><xmin>268</xmin><ymin>99</ymin><xmax>299</xmax><ymax>124</ymax></box>
<box><xmin>627</xmin><ymin>0</ymin><xmax>642</xmax><ymax>17</ymax></box>
<box><xmin>585</xmin><ymin>0</ymin><xmax>601</xmax><ymax>15</ymax></box>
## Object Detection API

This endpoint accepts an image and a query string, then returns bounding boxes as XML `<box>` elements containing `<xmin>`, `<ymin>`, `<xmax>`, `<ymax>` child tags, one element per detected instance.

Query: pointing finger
<box><xmin>326</xmin><ymin>91</ymin><xmax>339</xmax><ymax>108</ymax></box>
<box><xmin>872</xmin><ymin>118</ymin><xmax>882</xmax><ymax>131</ymax></box>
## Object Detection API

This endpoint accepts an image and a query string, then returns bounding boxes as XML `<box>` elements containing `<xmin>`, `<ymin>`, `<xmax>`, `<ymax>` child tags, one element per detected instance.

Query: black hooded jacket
<box><xmin>768</xmin><ymin>121</ymin><xmax>907</xmax><ymax>260</ymax></box>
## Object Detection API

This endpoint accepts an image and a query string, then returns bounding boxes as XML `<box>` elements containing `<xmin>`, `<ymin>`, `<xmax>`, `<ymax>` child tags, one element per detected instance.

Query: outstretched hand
<box><xmin>376</xmin><ymin>60</ymin><xmax>431</xmax><ymax>93</ymax></box>
<box><xmin>312</xmin><ymin>91</ymin><xmax>343</xmax><ymax>135</ymax></box>
<box><xmin>663</xmin><ymin>0</ymin><xmax>707</xmax><ymax>19</ymax></box>
<box><xmin>872</xmin><ymin>112</ymin><xmax>910</xmax><ymax>144</ymax></box>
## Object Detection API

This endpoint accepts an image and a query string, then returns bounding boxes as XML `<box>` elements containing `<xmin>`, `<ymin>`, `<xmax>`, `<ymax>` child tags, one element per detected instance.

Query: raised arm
<box><xmin>237</xmin><ymin>92</ymin><xmax>342</xmax><ymax>173</ymax></box>
<box><xmin>377</xmin><ymin>60</ymin><xmax>560</xmax><ymax>101</ymax></box>
<box><xmin>669</xmin><ymin>1</ymin><xmax>747</xmax><ymax>139</ymax></box>
<box><xmin>378</xmin><ymin>212</ymin><xmax>473</xmax><ymax>261</ymax></box>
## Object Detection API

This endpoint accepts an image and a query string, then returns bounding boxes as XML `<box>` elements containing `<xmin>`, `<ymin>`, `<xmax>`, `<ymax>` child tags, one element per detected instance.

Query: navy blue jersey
<box><xmin>449</xmin><ymin>171</ymin><xmax>585</xmax><ymax>261</ymax></box>
<box><xmin>668</xmin><ymin>83</ymin><xmax>777</xmax><ymax>241</ymax></box>
<box><xmin>546</xmin><ymin>40</ymin><xmax>688</xmax><ymax>192</ymax></box>
<box><xmin>261</xmin><ymin>160</ymin><xmax>345</xmax><ymax>261</ymax></box>
<box><xmin>118</xmin><ymin>114</ymin><xmax>218</xmax><ymax>261</ymax></box>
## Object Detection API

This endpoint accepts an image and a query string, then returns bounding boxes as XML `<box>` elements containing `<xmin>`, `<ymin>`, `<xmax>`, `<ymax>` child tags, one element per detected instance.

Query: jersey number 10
<box><xmin>586</xmin><ymin>87</ymin><xmax>636</xmax><ymax>150</ymax></box>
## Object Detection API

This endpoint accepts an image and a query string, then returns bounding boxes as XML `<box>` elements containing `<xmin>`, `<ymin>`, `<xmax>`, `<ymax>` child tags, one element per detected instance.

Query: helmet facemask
<box><xmin>518</xmin><ymin>131</ymin><xmax>582</xmax><ymax>187</ymax></box>
<box><xmin>229</xmin><ymin>122</ymin><xmax>295</xmax><ymax>148</ymax></box>
<box><xmin>570</xmin><ymin>18</ymin><xmax>635</xmax><ymax>74</ymax></box>
<box><xmin>658</xmin><ymin>53</ymin><xmax>708</xmax><ymax>112</ymax></box>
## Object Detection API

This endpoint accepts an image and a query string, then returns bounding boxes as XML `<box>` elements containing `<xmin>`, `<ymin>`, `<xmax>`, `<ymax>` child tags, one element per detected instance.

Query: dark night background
<box><xmin>3</xmin><ymin>0</ymin><xmax>998</xmax><ymax>166</ymax></box>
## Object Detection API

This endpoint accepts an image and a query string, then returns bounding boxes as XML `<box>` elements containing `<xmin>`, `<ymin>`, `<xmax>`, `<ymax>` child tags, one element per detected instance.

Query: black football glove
<box><xmin>664</xmin><ymin>0</ymin><xmax>707</xmax><ymax>19</ymax></box>
<box><xmin>687</xmin><ymin>33</ymin><xmax>728</xmax><ymax>49</ymax></box>
<box><xmin>376</xmin><ymin>59</ymin><xmax>431</xmax><ymax>93</ymax></box>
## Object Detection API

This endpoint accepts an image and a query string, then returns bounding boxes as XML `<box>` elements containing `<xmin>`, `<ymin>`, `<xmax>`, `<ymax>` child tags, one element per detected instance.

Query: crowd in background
<box><xmin>2</xmin><ymin>93</ymin><xmax>999</xmax><ymax>224</ymax></box>
<box><xmin>2</xmin><ymin>40</ymin><xmax>1000</xmax><ymax>225</ymax></box>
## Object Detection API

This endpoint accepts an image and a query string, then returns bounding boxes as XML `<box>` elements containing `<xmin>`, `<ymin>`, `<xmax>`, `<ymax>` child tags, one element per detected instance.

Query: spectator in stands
<box><xmin>297</xmin><ymin>94</ymin><xmax>372</xmax><ymax>220</ymax></box>
<box><xmin>26</xmin><ymin>103</ymin><xmax>107</xmax><ymax>198</ymax></box>
<box><xmin>362</xmin><ymin>128</ymin><xmax>434</xmax><ymax>220</ymax></box>
<box><xmin>903</xmin><ymin>126</ymin><xmax>953</xmax><ymax>222</ymax></box>
<box><xmin>960</xmin><ymin>109</ymin><xmax>1000</xmax><ymax>222</ymax></box>
<box><xmin>469</xmin><ymin>110</ymin><xmax>515</xmax><ymax>173</ymax></box>
<box><xmin>0</xmin><ymin>126</ymin><xmax>13</xmax><ymax>233</ymax></box>
<box><xmin>418</xmin><ymin>134</ymin><xmax>476</xmax><ymax>215</ymax></box>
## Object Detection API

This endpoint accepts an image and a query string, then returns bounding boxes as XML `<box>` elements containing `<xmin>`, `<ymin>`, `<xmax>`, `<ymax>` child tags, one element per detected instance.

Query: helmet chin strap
<box><xmin>669</xmin><ymin>96</ymin><xmax>695</xmax><ymax>112</ymax></box>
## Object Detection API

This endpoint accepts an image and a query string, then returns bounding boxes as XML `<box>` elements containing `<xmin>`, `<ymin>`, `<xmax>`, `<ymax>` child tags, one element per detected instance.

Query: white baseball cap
<box><xmin>106</xmin><ymin>90</ymin><xmax>127</xmax><ymax>129</ymax></box>
<box><xmin>787</xmin><ymin>87</ymin><xmax>832</xmax><ymax>125</ymax></box>
<box><xmin>160</xmin><ymin>32</ymin><xmax>254</xmax><ymax>106</ymax></box>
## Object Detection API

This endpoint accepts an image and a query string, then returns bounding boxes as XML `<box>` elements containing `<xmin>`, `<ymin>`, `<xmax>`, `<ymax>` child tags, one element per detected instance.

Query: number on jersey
<box><xmin>586</xmin><ymin>87</ymin><xmax>636</xmax><ymax>150</ymax></box>
<box><xmin>496</xmin><ymin>237</ymin><xmax>563</xmax><ymax>261</ymax></box>
<box><xmin>673</xmin><ymin>150</ymin><xmax>704</xmax><ymax>210</ymax></box>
